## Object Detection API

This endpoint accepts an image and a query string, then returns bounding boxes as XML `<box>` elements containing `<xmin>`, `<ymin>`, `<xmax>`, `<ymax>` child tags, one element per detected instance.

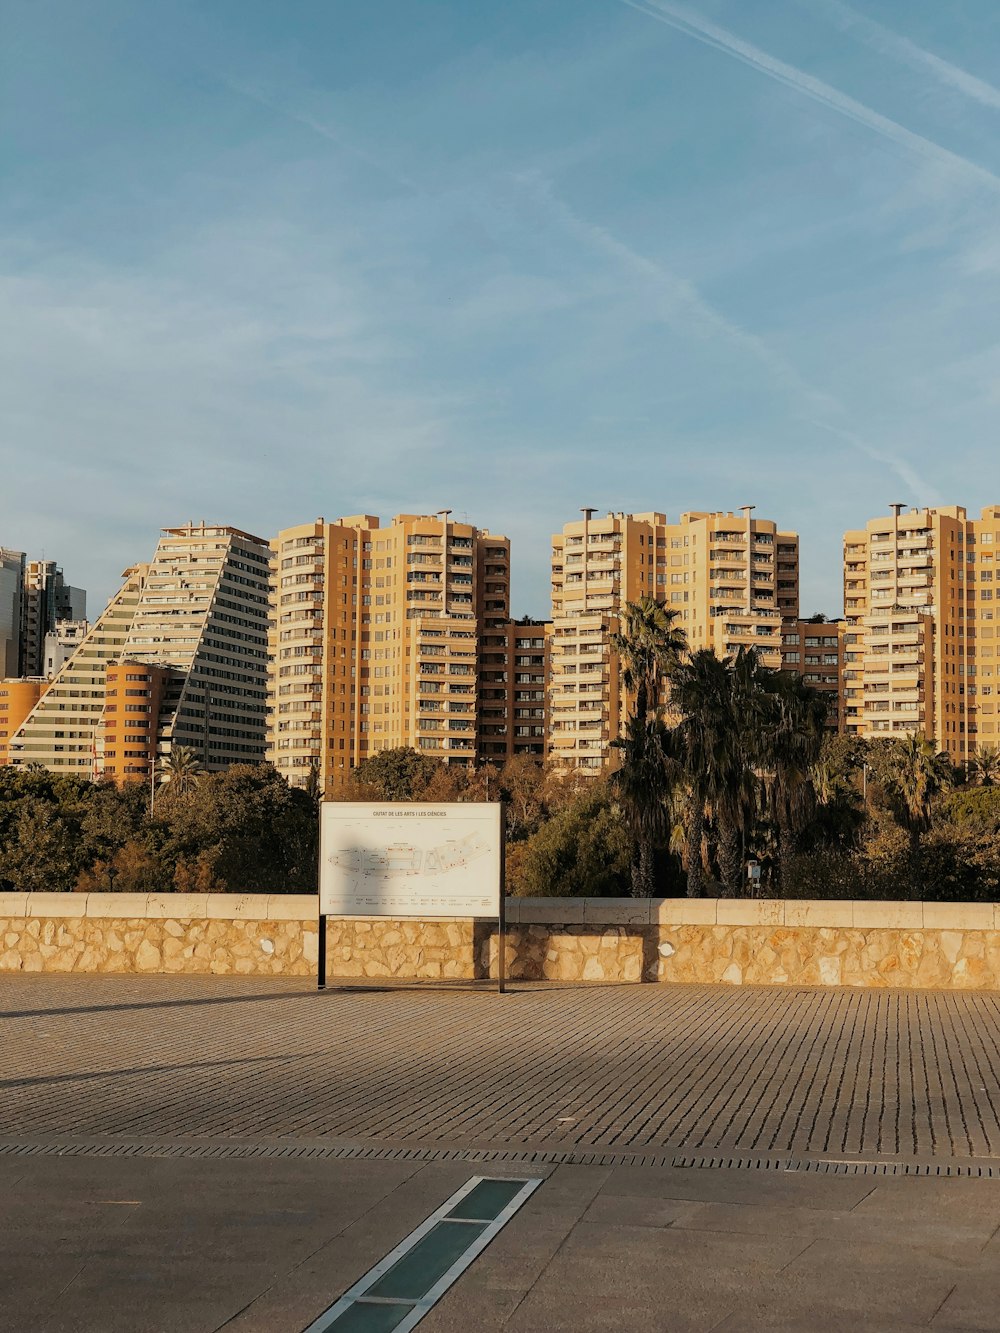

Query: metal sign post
<box><xmin>317</xmin><ymin>800</ymin><xmax>506</xmax><ymax>994</ymax></box>
<box><xmin>497</xmin><ymin>811</ymin><xmax>506</xmax><ymax>995</ymax></box>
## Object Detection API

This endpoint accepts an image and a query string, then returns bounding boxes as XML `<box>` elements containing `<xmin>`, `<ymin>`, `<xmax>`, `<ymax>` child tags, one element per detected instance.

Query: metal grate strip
<box><xmin>1</xmin><ymin>1138</ymin><xmax>998</xmax><ymax>1177</ymax></box>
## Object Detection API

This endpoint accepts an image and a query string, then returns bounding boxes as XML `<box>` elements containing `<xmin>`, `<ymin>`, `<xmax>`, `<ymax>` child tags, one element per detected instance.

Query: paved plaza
<box><xmin>4</xmin><ymin>975</ymin><xmax>1000</xmax><ymax>1330</ymax></box>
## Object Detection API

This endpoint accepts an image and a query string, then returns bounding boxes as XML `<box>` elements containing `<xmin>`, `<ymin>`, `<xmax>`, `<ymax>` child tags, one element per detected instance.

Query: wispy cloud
<box><xmin>811</xmin><ymin>0</ymin><xmax>1000</xmax><ymax>114</ymax></box>
<box><xmin>222</xmin><ymin>77</ymin><xmax>421</xmax><ymax>191</ymax></box>
<box><xmin>620</xmin><ymin>0</ymin><xmax>1000</xmax><ymax>194</ymax></box>
<box><xmin>517</xmin><ymin>172</ymin><xmax>938</xmax><ymax>503</ymax></box>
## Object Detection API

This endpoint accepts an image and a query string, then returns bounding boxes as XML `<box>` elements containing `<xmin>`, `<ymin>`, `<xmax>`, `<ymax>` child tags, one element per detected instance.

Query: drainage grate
<box><xmin>302</xmin><ymin>1175</ymin><xmax>542</xmax><ymax>1333</ymax></box>
<box><xmin>671</xmin><ymin>1154</ymin><xmax>1000</xmax><ymax>1178</ymax></box>
<box><xmin>1</xmin><ymin>1140</ymin><xmax>998</xmax><ymax>1177</ymax></box>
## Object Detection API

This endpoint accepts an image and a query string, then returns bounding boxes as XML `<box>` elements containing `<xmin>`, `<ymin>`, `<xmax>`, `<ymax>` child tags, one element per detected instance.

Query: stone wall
<box><xmin>1</xmin><ymin>893</ymin><xmax>999</xmax><ymax>989</ymax></box>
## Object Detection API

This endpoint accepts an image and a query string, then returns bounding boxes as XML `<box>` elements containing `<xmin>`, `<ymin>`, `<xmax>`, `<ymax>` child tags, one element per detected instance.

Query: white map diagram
<box><xmin>320</xmin><ymin>803</ymin><xmax>502</xmax><ymax>918</ymax></box>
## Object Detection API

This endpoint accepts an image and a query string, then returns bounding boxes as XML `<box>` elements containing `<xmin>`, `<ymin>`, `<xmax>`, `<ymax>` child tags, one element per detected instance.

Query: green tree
<box><xmin>878</xmin><ymin>734</ymin><xmax>954</xmax><ymax>889</ymax></box>
<box><xmin>348</xmin><ymin>747</ymin><xmax>440</xmax><ymax>801</ymax></box>
<box><xmin>3</xmin><ymin>802</ymin><xmax>81</xmax><ymax>892</ymax></box>
<box><xmin>507</xmin><ymin>786</ymin><xmax>631</xmax><ymax>898</ymax></box>
<box><xmin>158</xmin><ymin>764</ymin><xmax>317</xmax><ymax>891</ymax></box>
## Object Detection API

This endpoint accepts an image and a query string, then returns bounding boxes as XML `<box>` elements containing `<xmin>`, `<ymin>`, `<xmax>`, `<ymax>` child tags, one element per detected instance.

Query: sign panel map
<box><xmin>319</xmin><ymin>802</ymin><xmax>502</xmax><ymax>918</ymax></box>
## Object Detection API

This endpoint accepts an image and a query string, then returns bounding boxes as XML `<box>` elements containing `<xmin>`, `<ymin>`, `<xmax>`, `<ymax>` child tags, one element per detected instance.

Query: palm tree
<box><xmin>610</xmin><ymin>597</ymin><xmax>687</xmax><ymax>723</ymax></box>
<box><xmin>304</xmin><ymin>758</ymin><xmax>323</xmax><ymax>805</ymax></box>
<box><xmin>967</xmin><ymin>745</ymin><xmax>1000</xmax><ymax>787</ymax></box>
<box><xmin>667</xmin><ymin>647</ymin><xmax>760</xmax><ymax>897</ymax></box>
<box><xmin>759</xmin><ymin>670</ymin><xmax>828</xmax><ymax>888</ymax></box>
<box><xmin>883</xmin><ymin>733</ymin><xmax>953</xmax><ymax>885</ymax></box>
<box><xmin>156</xmin><ymin>745</ymin><xmax>204</xmax><ymax>798</ymax></box>
<box><xmin>607</xmin><ymin>597</ymin><xmax>688</xmax><ymax>896</ymax></box>
<box><xmin>611</xmin><ymin>715</ymin><xmax>679</xmax><ymax>897</ymax></box>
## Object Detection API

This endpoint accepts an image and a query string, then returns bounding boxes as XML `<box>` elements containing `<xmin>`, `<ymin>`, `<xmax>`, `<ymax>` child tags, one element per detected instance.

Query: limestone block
<box><xmin>923</xmin><ymin>902</ymin><xmax>993</xmax><ymax>931</ymax></box>
<box><xmin>29</xmin><ymin>894</ymin><xmax>87</xmax><ymax>918</ymax></box>
<box><xmin>162</xmin><ymin>919</ymin><xmax>185</xmax><ymax>938</ymax></box>
<box><xmin>783</xmin><ymin>901</ymin><xmax>853</xmax><ymax>928</ymax></box>
<box><xmin>0</xmin><ymin>949</ymin><xmax>23</xmax><ymax>971</ymax></box>
<box><xmin>852</xmin><ymin>902</ymin><xmax>922</xmax><ymax>930</ymax></box>
<box><xmin>146</xmin><ymin>894</ymin><xmax>208</xmax><ymax>919</ymax></box>
<box><xmin>206</xmin><ymin>894</ymin><xmax>268</xmax><ymax>920</ymax></box>
<box><xmin>585</xmin><ymin>899</ymin><xmax>651</xmax><ymax>925</ymax></box>
<box><xmin>0</xmin><ymin>894</ymin><xmax>29</xmax><ymax>918</ymax></box>
<box><xmin>716</xmin><ymin>900</ymin><xmax>784</xmax><ymax>927</ymax></box>
<box><xmin>302</xmin><ymin>930</ymin><xmax>319</xmax><ymax>964</ymax></box>
<box><xmin>266</xmin><ymin>894</ymin><xmax>316</xmax><ymax>921</ymax></box>
<box><xmin>655</xmin><ymin>899</ymin><xmax>717</xmax><ymax>925</ymax></box>
<box><xmin>938</xmin><ymin>930</ymin><xmax>964</xmax><ymax>965</ymax></box>
<box><xmin>516</xmin><ymin>897</ymin><xmax>585</xmax><ymax>924</ymax></box>
<box><xmin>135</xmin><ymin>940</ymin><xmax>162</xmax><ymax>971</ymax></box>
<box><xmin>720</xmin><ymin>962</ymin><xmax>743</xmax><ymax>985</ymax></box>
<box><xmin>85</xmin><ymin>893</ymin><xmax>149</xmax><ymax>918</ymax></box>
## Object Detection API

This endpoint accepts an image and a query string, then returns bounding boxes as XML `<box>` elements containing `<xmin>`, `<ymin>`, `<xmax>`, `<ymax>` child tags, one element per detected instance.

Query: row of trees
<box><xmin>0</xmin><ymin>761</ymin><xmax>317</xmax><ymax>894</ymax></box>
<box><xmin>605</xmin><ymin>596</ymin><xmax>999</xmax><ymax>899</ymax></box>
<box><xmin>3</xmin><ymin>596</ymin><xmax>999</xmax><ymax>900</ymax></box>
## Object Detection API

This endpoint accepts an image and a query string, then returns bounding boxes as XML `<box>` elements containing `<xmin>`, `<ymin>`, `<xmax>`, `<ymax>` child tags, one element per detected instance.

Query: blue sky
<box><xmin>2</xmin><ymin>0</ymin><xmax>999</xmax><ymax>619</ymax></box>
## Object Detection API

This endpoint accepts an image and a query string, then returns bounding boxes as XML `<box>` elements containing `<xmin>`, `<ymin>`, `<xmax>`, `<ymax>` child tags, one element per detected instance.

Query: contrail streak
<box><xmin>520</xmin><ymin>173</ymin><xmax>938</xmax><ymax>501</ymax></box>
<box><xmin>813</xmin><ymin>0</ymin><xmax>1000</xmax><ymax>114</ymax></box>
<box><xmin>621</xmin><ymin>0</ymin><xmax>1000</xmax><ymax>193</ymax></box>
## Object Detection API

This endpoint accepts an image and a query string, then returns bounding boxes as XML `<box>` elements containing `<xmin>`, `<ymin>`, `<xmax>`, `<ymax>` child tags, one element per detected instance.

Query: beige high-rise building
<box><xmin>268</xmin><ymin>512</ymin><xmax>512</xmax><ymax>793</ymax></box>
<box><xmin>843</xmin><ymin>504</ymin><xmax>1000</xmax><ymax>763</ymax></box>
<box><xmin>8</xmin><ymin>524</ymin><xmax>271</xmax><ymax>780</ymax></box>
<box><xmin>548</xmin><ymin>508</ymin><xmax>799</xmax><ymax>770</ymax></box>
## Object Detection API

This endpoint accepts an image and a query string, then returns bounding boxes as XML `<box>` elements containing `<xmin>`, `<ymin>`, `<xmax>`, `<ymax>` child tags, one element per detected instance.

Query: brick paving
<box><xmin>4</xmin><ymin>975</ymin><xmax>1000</xmax><ymax>1159</ymax></box>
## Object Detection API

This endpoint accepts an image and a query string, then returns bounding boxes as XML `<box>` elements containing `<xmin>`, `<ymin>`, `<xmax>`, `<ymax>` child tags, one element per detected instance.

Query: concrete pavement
<box><xmin>3</xmin><ymin>975</ymin><xmax>1000</xmax><ymax>1330</ymax></box>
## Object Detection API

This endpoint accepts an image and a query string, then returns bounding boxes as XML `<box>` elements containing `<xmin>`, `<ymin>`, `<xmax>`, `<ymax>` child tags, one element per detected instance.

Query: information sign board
<box><xmin>319</xmin><ymin>801</ymin><xmax>502</xmax><ymax>919</ymax></box>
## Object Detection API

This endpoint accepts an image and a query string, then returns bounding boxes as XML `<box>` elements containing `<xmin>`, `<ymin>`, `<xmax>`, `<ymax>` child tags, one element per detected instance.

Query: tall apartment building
<box><xmin>0</xmin><ymin>548</ymin><xmax>26</xmax><ymax>678</ymax></box>
<box><xmin>268</xmin><ymin>513</ymin><xmax>511</xmax><ymax>793</ymax></box>
<box><xmin>22</xmin><ymin>560</ymin><xmax>86</xmax><ymax>677</ymax></box>
<box><xmin>843</xmin><ymin>504</ymin><xmax>1000</xmax><ymax>763</ymax></box>
<box><xmin>781</xmin><ymin>618</ymin><xmax>846</xmax><ymax>731</ymax></box>
<box><xmin>548</xmin><ymin>508</ymin><xmax>799</xmax><ymax>770</ymax></box>
<box><xmin>8</xmin><ymin>524</ymin><xmax>271</xmax><ymax>780</ymax></box>
<box><xmin>479</xmin><ymin>618</ymin><xmax>550</xmax><ymax>762</ymax></box>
